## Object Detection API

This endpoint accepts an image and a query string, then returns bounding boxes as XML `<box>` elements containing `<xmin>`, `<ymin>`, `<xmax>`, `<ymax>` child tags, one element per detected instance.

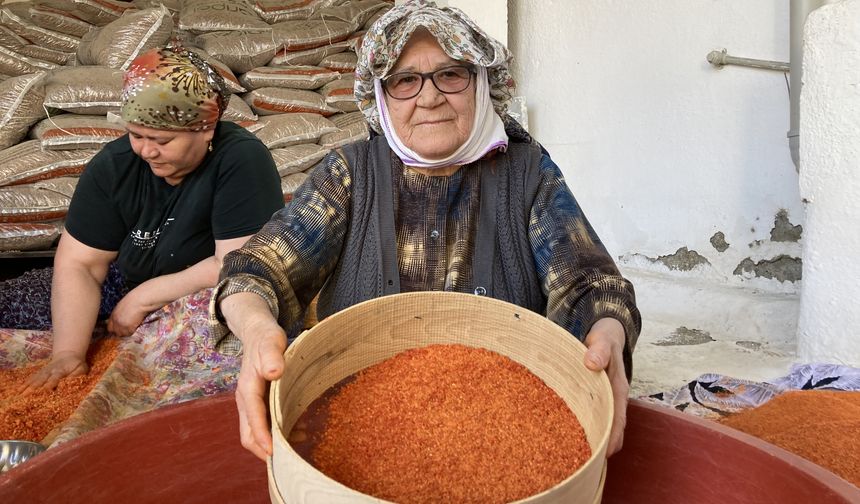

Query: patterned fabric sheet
<box><xmin>0</xmin><ymin>288</ymin><xmax>240</xmax><ymax>448</ymax></box>
<box><xmin>641</xmin><ymin>364</ymin><xmax>860</xmax><ymax>420</ymax></box>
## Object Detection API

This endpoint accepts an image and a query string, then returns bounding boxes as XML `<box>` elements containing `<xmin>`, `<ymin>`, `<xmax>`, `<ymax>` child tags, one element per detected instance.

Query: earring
<box><xmin>208</xmin><ymin>141</ymin><xmax>213</xmax><ymax>152</ymax></box>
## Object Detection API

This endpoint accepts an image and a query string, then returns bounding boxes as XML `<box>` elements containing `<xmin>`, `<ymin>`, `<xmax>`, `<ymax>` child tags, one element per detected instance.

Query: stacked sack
<box><xmin>0</xmin><ymin>0</ymin><xmax>386</xmax><ymax>252</ymax></box>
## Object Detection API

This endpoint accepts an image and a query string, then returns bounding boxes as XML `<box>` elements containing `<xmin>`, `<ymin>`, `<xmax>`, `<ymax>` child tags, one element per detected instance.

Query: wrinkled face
<box><xmin>385</xmin><ymin>29</ymin><xmax>476</xmax><ymax>160</ymax></box>
<box><xmin>126</xmin><ymin>123</ymin><xmax>215</xmax><ymax>185</ymax></box>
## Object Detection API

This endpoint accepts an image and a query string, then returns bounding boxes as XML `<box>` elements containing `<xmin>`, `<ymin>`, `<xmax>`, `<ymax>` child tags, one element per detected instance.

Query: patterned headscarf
<box><xmin>120</xmin><ymin>46</ymin><xmax>229</xmax><ymax>131</ymax></box>
<box><xmin>355</xmin><ymin>0</ymin><xmax>515</xmax><ymax>134</ymax></box>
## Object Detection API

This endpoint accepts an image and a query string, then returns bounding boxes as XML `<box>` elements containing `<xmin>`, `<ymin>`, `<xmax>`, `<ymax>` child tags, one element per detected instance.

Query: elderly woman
<box><xmin>212</xmin><ymin>1</ymin><xmax>641</xmax><ymax>461</ymax></box>
<box><xmin>14</xmin><ymin>46</ymin><xmax>283</xmax><ymax>390</ymax></box>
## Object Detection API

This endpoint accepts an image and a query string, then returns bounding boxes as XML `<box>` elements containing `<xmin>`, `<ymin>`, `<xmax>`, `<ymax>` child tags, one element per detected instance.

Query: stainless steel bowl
<box><xmin>0</xmin><ymin>440</ymin><xmax>46</xmax><ymax>472</ymax></box>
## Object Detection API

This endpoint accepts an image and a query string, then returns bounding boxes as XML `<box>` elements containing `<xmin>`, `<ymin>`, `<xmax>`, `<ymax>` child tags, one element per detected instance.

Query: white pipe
<box><xmin>789</xmin><ymin>0</ymin><xmax>827</xmax><ymax>171</ymax></box>
<box><xmin>707</xmin><ymin>49</ymin><xmax>789</xmax><ymax>72</ymax></box>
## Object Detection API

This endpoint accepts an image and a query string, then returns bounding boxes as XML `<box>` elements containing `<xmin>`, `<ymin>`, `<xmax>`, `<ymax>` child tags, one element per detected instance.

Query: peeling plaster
<box><xmin>656</xmin><ymin>247</ymin><xmax>710</xmax><ymax>271</ymax></box>
<box><xmin>710</xmin><ymin>232</ymin><xmax>729</xmax><ymax>252</ymax></box>
<box><xmin>653</xmin><ymin>326</ymin><xmax>714</xmax><ymax>346</ymax></box>
<box><xmin>736</xmin><ymin>340</ymin><xmax>763</xmax><ymax>351</ymax></box>
<box><xmin>771</xmin><ymin>209</ymin><xmax>803</xmax><ymax>242</ymax></box>
<box><xmin>733</xmin><ymin>255</ymin><xmax>802</xmax><ymax>282</ymax></box>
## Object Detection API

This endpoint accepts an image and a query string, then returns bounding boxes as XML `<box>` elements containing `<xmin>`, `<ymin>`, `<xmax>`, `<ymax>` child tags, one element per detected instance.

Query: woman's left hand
<box><xmin>583</xmin><ymin>317</ymin><xmax>629</xmax><ymax>457</ymax></box>
<box><xmin>107</xmin><ymin>290</ymin><xmax>150</xmax><ymax>337</ymax></box>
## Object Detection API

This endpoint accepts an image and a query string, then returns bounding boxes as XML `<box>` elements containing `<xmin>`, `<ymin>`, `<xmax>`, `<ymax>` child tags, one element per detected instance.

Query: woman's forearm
<box><xmin>126</xmin><ymin>255</ymin><xmax>220</xmax><ymax>313</ymax></box>
<box><xmin>50</xmin><ymin>261</ymin><xmax>105</xmax><ymax>360</ymax></box>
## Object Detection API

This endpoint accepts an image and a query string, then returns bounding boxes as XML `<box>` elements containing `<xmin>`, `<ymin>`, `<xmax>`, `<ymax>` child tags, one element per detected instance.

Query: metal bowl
<box><xmin>0</xmin><ymin>441</ymin><xmax>46</xmax><ymax>472</ymax></box>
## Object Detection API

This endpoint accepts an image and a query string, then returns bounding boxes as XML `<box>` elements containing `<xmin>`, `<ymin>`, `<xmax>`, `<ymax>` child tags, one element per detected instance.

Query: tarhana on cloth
<box><xmin>0</xmin><ymin>288</ymin><xmax>239</xmax><ymax>447</ymax></box>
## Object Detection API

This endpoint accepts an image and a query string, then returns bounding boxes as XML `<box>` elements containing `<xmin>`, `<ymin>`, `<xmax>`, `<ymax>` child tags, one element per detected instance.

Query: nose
<box><xmin>139</xmin><ymin>139</ymin><xmax>159</xmax><ymax>160</ymax></box>
<box><xmin>415</xmin><ymin>76</ymin><xmax>445</xmax><ymax>107</ymax></box>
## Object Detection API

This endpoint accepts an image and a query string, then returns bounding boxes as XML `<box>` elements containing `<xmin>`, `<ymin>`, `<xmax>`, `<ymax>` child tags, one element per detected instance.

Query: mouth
<box><xmin>417</xmin><ymin>118</ymin><xmax>453</xmax><ymax>126</ymax></box>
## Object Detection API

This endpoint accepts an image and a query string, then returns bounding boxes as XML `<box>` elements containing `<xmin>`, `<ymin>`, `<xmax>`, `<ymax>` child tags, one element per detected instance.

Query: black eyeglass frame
<box><xmin>382</xmin><ymin>65</ymin><xmax>477</xmax><ymax>100</ymax></box>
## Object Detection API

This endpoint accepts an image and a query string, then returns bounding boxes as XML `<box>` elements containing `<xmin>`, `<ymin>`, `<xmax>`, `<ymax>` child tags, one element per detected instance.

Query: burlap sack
<box><xmin>269</xmin><ymin>40</ymin><xmax>349</xmax><ymax>66</ymax></box>
<box><xmin>0</xmin><ymin>3</ymin><xmax>81</xmax><ymax>52</ymax></box>
<box><xmin>221</xmin><ymin>95</ymin><xmax>259</xmax><ymax>122</ymax></box>
<box><xmin>319</xmin><ymin>111</ymin><xmax>369</xmax><ymax>149</ymax></box>
<box><xmin>280</xmin><ymin>172</ymin><xmax>308</xmax><ymax>202</ymax></box>
<box><xmin>16</xmin><ymin>45</ymin><xmax>76</xmax><ymax>66</ymax></box>
<box><xmin>319</xmin><ymin>75</ymin><xmax>358</xmax><ymax>112</ymax></box>
<box><xmin>318</xmin><ymin>51</ymin><xmax>356</xmax><ymax>73</ymax></box>
<box><xmin>271</xmin><ymin>19</ymin><xmax>354</xmax><ymax>51</ymax></box>
<box><xmin>244</xmin><ymin>87</ymin><xmax>339</xmax><ymax>116</ymax></box>
<box><xmin>0</xmin><ymin>25</ymin><xmax>28</xmax><ymax>48</ymax></box>
<box><xmin>30</xmin><ymin>4</ymin><xmax>95</xmax><ymax>37</ymax></box>
<box><xmin>43</xmin><ymin>66</ymin><xmax>123</xmax><ymax>115</ymax></box>
<box><xmin>0</xmin><ymin>140</ymin><xmax>98</xmax><ymax>186</ymax></box>
<box><xmin>76</xmin><ymin>6</ymin><xmax>173</xmax><ymax>70</ymax></box>
<box><xmin>0</xmin><ymin>72</ymin><xmax>49</xmax><ymax>151</ymax></box>
<box><xmin>193</xmin><ymin>29</ymin><xmax>279</xmax><ymax>74</ymax></box>
<box><xmin>239</xmin><ymin>65</ymin><xmax>340</xmax><ymax>91</ymax></box>
<box><xmin>179</xmin><ymin>0</ymin><xmax>270</xmax><ymax>34</ymax></box>
<box><xmin>234</xmin><ymin>120</ymin><xmax>265</xmax><ymax>133</ymax></box>
<box><xmin>0</xmin><ymin>45</ymin><xmax>58</xmax><ymax>77</ymax></box>
<box><xmin>253</xmin><ymin>112</ymin><xmax>337</xmax><ymax>149</ymax></box>
<box><xmin>0</xmin><ymin>177</ymin><xmax>77</xmax><ymax>223</ymax></box>
<box><xmin>312</xmin><ymin>0</ymin><xmax>388</xmax><ymax>31</ymax></box>
<box><xmin>252</xmin><ymin>0</ymin><xmax>341</xmax><ymax>24</ymax></box>
<box><xmin>270</xmin><ymin>143</ymin><xmax>328</xmax><ymax>177</ymax></box>
<box><xmin>363</xmin><ymin>5</ymin><xmax>389</xmax><ymax>30</ymax></box>
<box><xmin>37</xmin><ymin>0</ymin><xmax>136</xmax><ymax>27</ymax></box>
<box><xmin>0</xmin><ymin>221</ymin><xmax>64</xmax><ymax>252</ymax></box>
<box><xmin>30</xmin><ymin>114</ymin><xmax>125</xmax><ymax>150</ymax></box>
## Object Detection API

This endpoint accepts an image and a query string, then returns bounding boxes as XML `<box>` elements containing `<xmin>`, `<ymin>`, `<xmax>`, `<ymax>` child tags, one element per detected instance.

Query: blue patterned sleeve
<box><xmin>210</xmin><ymin>150</ymin><xmax>351</xmax><ymax>351</ymax></box>
<box><xmin>528</xmin><ymin>153</ymin><xmax>641</xmax><ymax>377</ymax></box>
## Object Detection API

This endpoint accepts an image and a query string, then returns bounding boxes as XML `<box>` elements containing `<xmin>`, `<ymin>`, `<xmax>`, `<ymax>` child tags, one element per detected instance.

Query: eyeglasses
<box><xmin>382</xmin><ymin>65</ymin><xmax>475</xmax><ymax>100</ymax></box>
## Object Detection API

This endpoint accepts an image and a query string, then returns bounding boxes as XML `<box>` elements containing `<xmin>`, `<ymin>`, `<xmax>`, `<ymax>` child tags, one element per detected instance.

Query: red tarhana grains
<box><xmin>0</xmin><ymin>337</ymin><xmax>119</xmax><ymax>443</ymax></box>
<box><xmin>720</xmin><ymin>390</ymin><xmax>860</xmax><ymax>487</ymax></box>
<box><xmin>293</xmin><ymin>343</ymin><xmax>592</xmax><ymax>504</ymax></box>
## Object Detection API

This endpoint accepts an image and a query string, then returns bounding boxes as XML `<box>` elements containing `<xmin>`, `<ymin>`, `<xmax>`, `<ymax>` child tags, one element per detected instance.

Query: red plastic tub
<box><xmin>2</xmin><ymin>395</ymin><xmax>857</xmax><ymax>503</ymax></box>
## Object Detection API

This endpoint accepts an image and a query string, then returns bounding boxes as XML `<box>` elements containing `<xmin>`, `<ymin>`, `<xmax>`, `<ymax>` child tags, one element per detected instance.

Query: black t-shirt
<box><xmin>65</xmin><ymin>121</ymin><xmax>283</xmax><ymax>289</ymax></box>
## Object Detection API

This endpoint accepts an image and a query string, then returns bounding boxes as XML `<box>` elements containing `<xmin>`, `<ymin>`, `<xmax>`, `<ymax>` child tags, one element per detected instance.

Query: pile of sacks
<box><xmin>0</xmin><ymin>0</ymin><xmax>386</xmax><ymax>252</ymax></box>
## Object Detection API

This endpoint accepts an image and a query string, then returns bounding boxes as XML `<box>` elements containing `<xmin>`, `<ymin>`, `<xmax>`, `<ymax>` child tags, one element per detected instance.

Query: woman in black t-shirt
<box><xmin>18</xmin><ymin>46</ymin><xmax>282</xmax><ymax>391</ymax></box>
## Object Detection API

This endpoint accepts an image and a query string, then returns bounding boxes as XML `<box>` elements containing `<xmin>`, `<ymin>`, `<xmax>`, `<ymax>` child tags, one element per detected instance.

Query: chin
<box><xmin>409</xmin><ymin>139</ymin><xmax>464</xmax><ymax>159</ymax></box>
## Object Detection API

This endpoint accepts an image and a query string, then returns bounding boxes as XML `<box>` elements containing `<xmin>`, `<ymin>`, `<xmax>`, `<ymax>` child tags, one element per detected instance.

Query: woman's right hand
<box><xmin>220</xmin><ymin>292</ymin><xmax>288</xmax><ymax>461</ymax></box>
<box><xmin>23</xmin><ymin>351</ymin><xmax>89</xmax><ymax>393</ymax></box>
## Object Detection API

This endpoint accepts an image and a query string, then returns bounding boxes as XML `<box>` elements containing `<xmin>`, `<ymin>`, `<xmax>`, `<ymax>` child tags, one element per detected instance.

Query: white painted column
<box><xmin>797</xmin><ymin>0</ymin><xmax>860</xmax><ymax>365</ymax></box>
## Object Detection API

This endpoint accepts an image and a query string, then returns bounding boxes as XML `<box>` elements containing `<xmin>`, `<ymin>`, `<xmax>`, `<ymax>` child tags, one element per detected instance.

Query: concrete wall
<box><xmin>797</xmin><ymin>0</ymin><xmax>860</xmax><ymax>365</ymax></box>
<box><xmin>507</xmin><ymin>1</ymin><xmax>803</xmax><ymax>341</ymax></box>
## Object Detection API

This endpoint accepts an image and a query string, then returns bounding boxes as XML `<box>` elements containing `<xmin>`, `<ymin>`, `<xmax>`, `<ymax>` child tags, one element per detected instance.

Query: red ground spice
<box><xmin>298</xmin><ymin>343</ymin><xmax>592</xmax><ymax>504</ymax></box>
<box><xmin>720</xmin><ymin>390</ymin><xmax>860</xmax><ymax>487</ymax></box>
<box><xmin>0</xmin><ymin>337</ymin><xmax>119</xmax><ymax>443</ymax></box>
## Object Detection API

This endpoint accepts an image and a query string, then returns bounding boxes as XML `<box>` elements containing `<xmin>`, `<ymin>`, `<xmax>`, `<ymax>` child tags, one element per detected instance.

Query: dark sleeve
<box><xmin>209</xmin><ymin>149</ymin><xmax>352</xmax><ymax>352</ymax></box>
<box><xmin>211</xmin><ymin>137</ymin><xmax>283</xmax><ymax>240</ymax></box>
<box><xmin>63</xmin><ymin>149</ymin><xmax>127</xmax><ymax>252</ymax></box>
<box><xmin>529</xmin><ymin>153</ymin><xmax>642</xmax><ymax>380</ymax></box>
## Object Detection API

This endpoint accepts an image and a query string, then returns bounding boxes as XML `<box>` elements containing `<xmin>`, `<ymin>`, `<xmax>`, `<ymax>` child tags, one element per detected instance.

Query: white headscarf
<box><xmin>374</xmin><ymin>66</ymin><xmax>508</xmax><ymax>168</ymax></box>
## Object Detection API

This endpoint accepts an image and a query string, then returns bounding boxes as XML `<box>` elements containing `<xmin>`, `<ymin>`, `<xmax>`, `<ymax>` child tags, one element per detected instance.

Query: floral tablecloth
<box><xmin>0</xmin><ymin>288</ymin><xmax>240</xmax><ymax>447</ymax></box>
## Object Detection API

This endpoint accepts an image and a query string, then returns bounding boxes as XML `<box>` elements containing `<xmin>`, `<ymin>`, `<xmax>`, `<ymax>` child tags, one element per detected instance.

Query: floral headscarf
<box><xmin>120</xmin><ymin>46</ymin><xmax>229</xmax><ymax>131</ymax></box>
<box><xmin>355</xmin><ymin>0</ymin><xmax>515</xmax><ymax>134</ymax></box>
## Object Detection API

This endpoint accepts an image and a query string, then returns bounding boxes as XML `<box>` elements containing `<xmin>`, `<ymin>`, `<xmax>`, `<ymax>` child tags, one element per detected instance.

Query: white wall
<box><xmin>508</xmin><ymin>2</ymin><xmax>802</xmax><ymax>293</ymax></box>
<box><xmin>797</xmin><ymin>0</ymin><xmax>860</xmax><ymax>365</ymax></box>
<box><xmin>505</xmin><ymin>2</ymin><xmax>806</xmax><ymax>345</ymax></box>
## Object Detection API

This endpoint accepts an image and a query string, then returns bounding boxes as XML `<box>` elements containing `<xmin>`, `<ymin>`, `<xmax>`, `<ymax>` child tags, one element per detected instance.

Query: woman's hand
<box><xmin>221</xmin><ymin>292</ymin><xmax>287</xmax><ymax>461</ymax></box>
<box><xmin>583</xmin><ymin>317</ymin><xmax>629</xmax><ymax>457</ymax></box>
<box><xmin>107</xmin><ymin>290</ymin><xmax>150</xmax><ymax>337</ymax></box>
<box><xmin>23</xmin><ymin>351</ymin><xmax>89</xmax><ymax>393</ymax></box>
